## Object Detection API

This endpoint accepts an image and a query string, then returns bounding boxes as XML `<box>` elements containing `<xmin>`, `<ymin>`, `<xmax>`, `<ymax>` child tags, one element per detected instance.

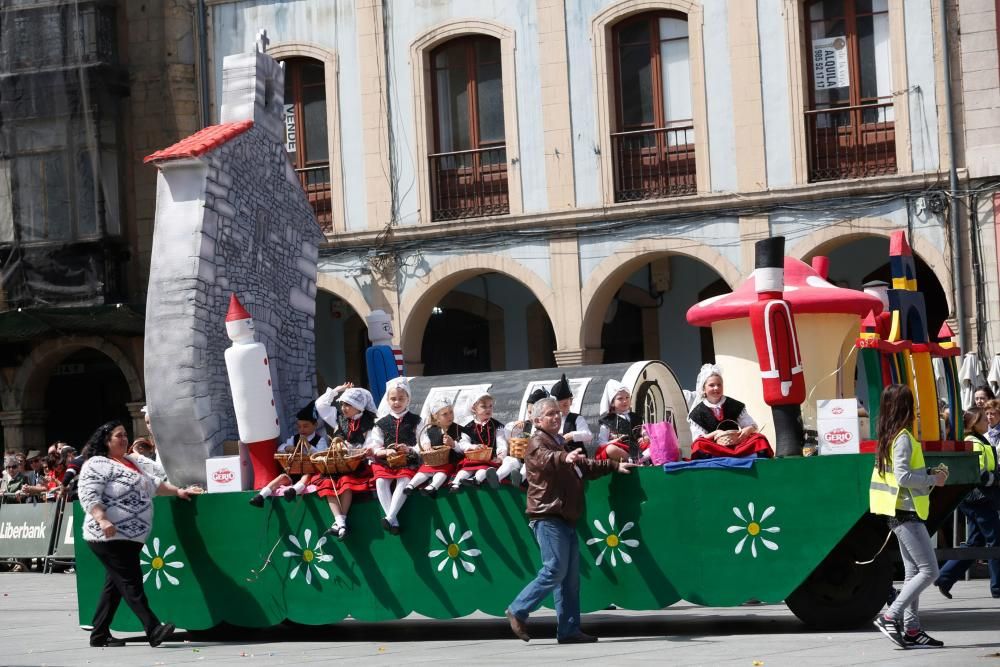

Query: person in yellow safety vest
<box><xmin>870</xmin><ymin>384</ymin><xmax>949</xmax><ymax>649</ymax></box>
<box><xmin>935</xmin><ymin>407</ymin><xmax>1000</xmax><ymax>600</ymax></box>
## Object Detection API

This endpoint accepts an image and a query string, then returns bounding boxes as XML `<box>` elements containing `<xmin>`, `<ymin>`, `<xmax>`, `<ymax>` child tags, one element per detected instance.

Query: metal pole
<box><xmin>940</xmin><ymin>0</ymin><xmax>966</xmax><ymax>351</ymax></box>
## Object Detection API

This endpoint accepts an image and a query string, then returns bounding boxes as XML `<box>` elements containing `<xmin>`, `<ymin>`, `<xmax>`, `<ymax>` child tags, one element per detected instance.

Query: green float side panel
<box><xmin>74</xmin><ymin>454</ymin><xmax>976</xmax><ymax>631</ymax></box>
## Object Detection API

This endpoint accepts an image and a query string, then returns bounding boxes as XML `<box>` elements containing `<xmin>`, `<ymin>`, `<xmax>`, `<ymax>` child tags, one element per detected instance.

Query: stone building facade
<box><xmin>201</xmin><ymin>0</ymin><xmax>1000</xmax><ymax>401</ymax></box>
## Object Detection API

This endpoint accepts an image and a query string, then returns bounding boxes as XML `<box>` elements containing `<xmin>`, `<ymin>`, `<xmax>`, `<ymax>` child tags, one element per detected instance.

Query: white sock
<box><xmin>375</xmin><ymin>478</ymin><xmax>393</xmax><ymax>515</ymax></box>
<box><xmin>409</xmin><ymin>472</ymin><xmax>430</xmax><ymax>488</ymax></box>
<box><xmin>259</xmin><ymin>487</ymin><xmax>273</xmax><ymax>498</ymax></box>
<box><xmin>475</xmin><ymin>469</ymin><xmax>488</xmax><ymax>484</ymax></box>
<box><xmin>387</xmin><ymin>481</ymin><xmax>408</xmax><ymax>521</ymax></box>
<box><xmin>334</xmin><ymin>514</ymin><xmax>347</xmax><ymax>528</ymax></box>
<box><xmin>452</xmin><ymin>470</ymin><xmax>471</xmax><ymax>487</ymax></box>
<box><xmin>430</xmin><ymin>472</ymin><xmax>447</xmax><ymax>490</ymax></box>
<box><xmin>292</xmin><ymin>480</ymin><xmax>306</xmax><ymax>493</ymax></box>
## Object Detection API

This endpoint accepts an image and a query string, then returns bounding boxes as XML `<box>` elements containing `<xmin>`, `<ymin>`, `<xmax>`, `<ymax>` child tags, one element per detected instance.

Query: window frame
<box><xmin>410</xmin><ymin>20</ymin><xmax>522</xmax><ymax>225</ymax></box>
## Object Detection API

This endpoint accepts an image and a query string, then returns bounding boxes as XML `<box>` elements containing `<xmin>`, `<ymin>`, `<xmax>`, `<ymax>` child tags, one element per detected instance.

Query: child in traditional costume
<box><xmin>550</xmin><ymin>374</ymin><xmax>593</xmax><ymax>448</ymax></box>
<box><xmin>314</xmin><ymin>384</ymin><xmax>377</xmax><ymax>540</ymax></box>
<box><xmin>248</xmin><ymin>402</ymin><xmax>328</xmax><ymax>507</ymax></box>
<box><xmin>404</xmin><ymin>396</ymin><xmax>469</xmax><ymax>498</ymax></box>
<box><xmin>595</xmin><ymin>380</ymin><xmax>650</xmax><ymax>463</ymax></box>
<box><xmin>452</xmin><ymin>391</ymin><xmax>519</xmax><ymax>491</ymax></box>
<box><xmin>368</xmin><ymin>377</ymin><xmax>421</xmax><ymax>534</ymax></box>
<box><xmin>686</xmin><ymin>364</ymin><xmax>772</xmax><ymax>459</ymax></box>
<box><xmin>505</xmin><ymin>387</ymin><xmax>550</xmax><ymax>484</ymax></box>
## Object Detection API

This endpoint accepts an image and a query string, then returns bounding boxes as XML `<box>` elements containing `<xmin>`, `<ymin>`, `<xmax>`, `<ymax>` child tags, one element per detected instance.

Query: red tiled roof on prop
<box><xmin>144</xmin><ymin>120</ymin><xmax>254</xmax><ymax>164</ymax></box>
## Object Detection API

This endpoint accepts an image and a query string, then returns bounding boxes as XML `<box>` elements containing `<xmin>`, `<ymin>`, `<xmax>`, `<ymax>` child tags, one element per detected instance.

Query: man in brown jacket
<box><xmin>506</xmin><ymin>397</ymin><xmax>634</xmax><ymax>644</ymax></box>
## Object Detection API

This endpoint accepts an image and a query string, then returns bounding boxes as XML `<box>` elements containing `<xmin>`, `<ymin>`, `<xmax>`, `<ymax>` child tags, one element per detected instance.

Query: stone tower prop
<box><xmin>143</xmin><ymin>34</ymin><xmax>323</xmax><ymax>485</ymax></box>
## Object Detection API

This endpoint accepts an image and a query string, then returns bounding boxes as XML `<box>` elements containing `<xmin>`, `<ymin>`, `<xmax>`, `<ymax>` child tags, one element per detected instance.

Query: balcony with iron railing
<box><xmin>612</xmin><ymin>123</ymin><xmax>697</xmax><ymax>203</ymax></box>
<box><xmin>295</xmin><ymin>164</ymin><xmax>333</xmax><ymax>232</ymax></box>
<box><xmin>429</xmin><ymin>145</ymin><xmax>509</xmax><ymax>222</ymax></box>
<box><xmin>806</xmin><ymin>101</ymin><xmax>896</xmax><ymax>182</ymax></box>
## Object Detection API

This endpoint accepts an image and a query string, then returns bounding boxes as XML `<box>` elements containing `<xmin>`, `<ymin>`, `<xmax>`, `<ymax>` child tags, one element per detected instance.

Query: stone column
<box><xmin>0</xmin><ymin>409</ymin><xmax>48</xmax><ymax>455</ymax></box>
<box><xmin>127</xmin><ymin>400</ymin><xmax>148</xmax><ymax>438</ymax></box>
<box><xmin>536</xmin><ymin>0</ymin><xmax>576</xmax><ymax>210</ymax></box>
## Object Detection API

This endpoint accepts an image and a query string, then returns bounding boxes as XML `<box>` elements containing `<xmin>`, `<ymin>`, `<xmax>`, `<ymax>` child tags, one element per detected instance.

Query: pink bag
<box><xmin>645</xmin><ymin>420</ymin><xmax>680</xmax><ymax>464</ymax></box>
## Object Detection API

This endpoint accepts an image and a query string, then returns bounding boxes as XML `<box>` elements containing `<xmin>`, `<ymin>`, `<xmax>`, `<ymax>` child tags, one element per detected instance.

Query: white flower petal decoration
<box><xmin>588</xmin><ymin>511</ymin><xmax>640</xmax><ymax>568</ymax></box>
<box><xmin>142</xmin><ymin>538</ymin><xmax>185</xmax><ymax>589</ymax></box>
<box><xmin>727</xmin><ymin>503</ymin><xmax>780</xmax><ymax>559</ymax></box>
<box><xmin>282</xmin><ymin>530</ymin><xmax>334</xmax><ymax>585</ymax></box>
<box><xmin>429</xmin><ymin>523</ymin><xmax>482</xmax><ymax>579</ymax></box>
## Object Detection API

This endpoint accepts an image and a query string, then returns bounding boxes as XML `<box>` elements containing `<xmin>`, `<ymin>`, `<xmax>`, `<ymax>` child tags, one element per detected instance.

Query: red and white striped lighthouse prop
<box><xmin>224</xmin><ymin>294</ymin><xmax>280</xmax><ymax>488</ymax></box>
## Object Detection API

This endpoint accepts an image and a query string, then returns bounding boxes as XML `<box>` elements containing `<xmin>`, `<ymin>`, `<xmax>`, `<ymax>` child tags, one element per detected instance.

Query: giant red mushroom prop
<box><xmin>687</xmin><ymin>256</ymin><xmax>883</xmax><ymax>444</ymax></box>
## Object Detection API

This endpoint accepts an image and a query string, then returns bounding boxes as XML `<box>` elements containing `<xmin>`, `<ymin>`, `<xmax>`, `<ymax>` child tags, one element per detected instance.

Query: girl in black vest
<box><xmin>451</xmin><ymin>391</ymin><xmax>517</xmax><ymax>491</ymax></box>
<box><xmin>314</xmin><ymin>385</ymin><xmax>377</xmax><ymax>540</ymax></box>
<box><xmin>369</xmin><ymin>378</ymin><xmax>421</xmax><ymax>535</ymax></box>
<box><xmin>687</xmin><ymin>364</ymin><xmax>771</xmax><ymax>459</ymax></box>
<box><xmin>505</xmin><ymin>387</ymin><xmax>550</xmax><ymax>483</ymax></box>
<box><xmin>595</xmin><ymin>380</ymin><xmax>650</xmax><ymax>463</ymax></box>
<box><xmin>405</xmin><ymin>396</ymin><xmax>470</xmax><ymax>497</ymax></box>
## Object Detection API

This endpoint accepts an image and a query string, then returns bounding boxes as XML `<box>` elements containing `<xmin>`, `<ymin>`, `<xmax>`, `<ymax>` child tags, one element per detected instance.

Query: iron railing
<box><xmin>429</xmin><ymin>145</ymin><xmax>509</xmax><ymax>222</ymax></box>
<box><xmin>806</xmin><ymin>101</ymin><xmax>896</xmax><ymax>182</ymax></box>
<box><xmin>294</xmin><ymin>164</ymin><xmax>333</xmax><ymax>232</ymax></box>
<box><xmin>611</xmin><ymin>124</ymin><xmax>697</xmax><ymax>202</ymax></box>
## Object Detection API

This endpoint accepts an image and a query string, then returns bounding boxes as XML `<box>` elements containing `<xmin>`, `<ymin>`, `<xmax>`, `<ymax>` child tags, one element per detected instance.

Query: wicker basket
<box><xmin>312</xmin><ymin>450</ymin><xmax>366</xmax><ymax>475</ymax></box>
<box><xmin>386</xmin><ymin>446</ymin><xmax>410</xmax><ymax>469</ymax></box>
<box><xmin>509</xmin><ymin>438</ymin><xmax>529</xmax><ymax>459</ymax></box>
<box><xmin>420</xmin><ymin>446</ymin><xmax>452</xmax><ymax>467</ymax></box>
<box><xmin>464</xmin><ymin>446</ymin><xmax>493</xmax><ymax>463</ymax></box>
<box><xmin>274</xmin><ymin>437</ymin><xmax>321</xmax><ymax>475</ymax></box>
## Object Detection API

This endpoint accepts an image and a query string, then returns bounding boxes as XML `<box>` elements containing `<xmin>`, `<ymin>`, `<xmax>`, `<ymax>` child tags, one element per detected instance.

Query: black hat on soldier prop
<box><xmin>550</xmin><ymin>374</ymin><xmax>573</xmax><ymax>400</ymax></box>
<box><xmin>296</xmin><ymin>401</ymin><xmax>319</xmax><ymax>423</ymax></box>
<box><xmin>527</xmin><ymin>387</ymin><xmax>549</xmax><ymax>405</ymax></box>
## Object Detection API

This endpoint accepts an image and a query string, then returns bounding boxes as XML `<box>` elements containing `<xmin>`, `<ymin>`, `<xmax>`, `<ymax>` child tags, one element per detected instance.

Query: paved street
<box><xmin>1</xmin><ymin>572</ymin><xmax>997</xmax><ymax>666</ymax></box>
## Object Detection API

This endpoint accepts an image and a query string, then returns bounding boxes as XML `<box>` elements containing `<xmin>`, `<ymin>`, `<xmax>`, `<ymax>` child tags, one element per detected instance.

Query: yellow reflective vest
<box><xmin>965</xmin><ymin>434</ymin><xmax>997</xmax><ymax>475</ymax></box>
<box><xmin>869</xmin><ymin>429</ymin><xmax>930</xmax><ymax>520</ymax></box>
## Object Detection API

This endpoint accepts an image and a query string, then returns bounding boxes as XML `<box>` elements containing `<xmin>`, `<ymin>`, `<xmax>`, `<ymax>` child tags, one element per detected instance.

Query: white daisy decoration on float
<box><xmin>727</xmin><ymin>502</ymin><xmax>780</xmax><ymax>558</ymax></box>
<box><xmin>282</xmin><ymin>528</ymin><xmax>334</xmax><ymax>584</ymax></box>
<box><xmin>140</xmin><ymin>537</ymin><xmax>185</xmax><ymax>589</ymax></box>
<box><xmin>429</xmin><ymin>523</ymin><xmax>481</xmax><ymax>579</ymax></box>
<box><xmin>587</xmin><ymin>511</ymin><xmax>639</xmax><ymax>567</ymax></box>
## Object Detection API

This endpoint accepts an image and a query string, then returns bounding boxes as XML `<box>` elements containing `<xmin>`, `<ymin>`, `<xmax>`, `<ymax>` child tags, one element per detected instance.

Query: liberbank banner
<box><xmin>0</xmin><ymin>502</ymin><xmax>58</xmax><ymax>558</ymax></box>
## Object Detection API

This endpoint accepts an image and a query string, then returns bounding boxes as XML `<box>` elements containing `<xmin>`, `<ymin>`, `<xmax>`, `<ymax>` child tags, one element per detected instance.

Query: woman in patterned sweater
<box><xmin>78</xmin><ymin>420</ymin><xmax>201</xmax><ymax>648</ymax></box>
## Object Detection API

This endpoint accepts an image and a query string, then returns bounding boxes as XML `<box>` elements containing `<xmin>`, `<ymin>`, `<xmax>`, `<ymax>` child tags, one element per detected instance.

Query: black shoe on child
<box><xmin>449</xmin><ymin>485</ymin><xmax>462</xmax><ymax>495</ymax></box>
<box><xmin>460</xmin><ymin>477</ymin><xmax>477</xmax><ymax>488</ymax></box>
<box><xmin>420</xmin><ymin>486</ymin><xmax>438</xmax><ymax>499</ymax></box>
<box><xmin>283</xmin><ymin>487</ymin><xmax>297</xmax><ymax>502</ymax></box>
<box><xmin>248</xmin><ymin>494</ymin><xmax>265</xmax><ymax>508</ymax></box>
<box><xmin>403</xmin><ymin>485</ymin><xmax>415</xmax><ymax>496</ymax></box>
<box><xmin>381</xmin><ymin>517</ymin><xmax>392</xmax><ymax>532</ymax></box>
<box><xmin>484</xmin><ymin>468</ymin><xmax>500</xmax><ymax>489</ymax></box>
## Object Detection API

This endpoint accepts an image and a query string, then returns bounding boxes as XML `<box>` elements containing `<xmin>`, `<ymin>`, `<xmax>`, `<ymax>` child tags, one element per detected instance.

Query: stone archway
<box><xmin>399</xmin><ymin>254</ymin><xmax>557</xmax><ymax>371</ymax></box>
<box><xmin>787</xmin><ymin>220</ymin><xmax>953</xmax><ymax>312</ymax></box>
<box><xmin>580</xmin><ymin>238</ymin><xmax>740</xmax><ymax>352</ymax></box>
<box><xmin>5</xmin><ymin>337</ymin><xmax>143</xmax><ymax>452</ymax></box>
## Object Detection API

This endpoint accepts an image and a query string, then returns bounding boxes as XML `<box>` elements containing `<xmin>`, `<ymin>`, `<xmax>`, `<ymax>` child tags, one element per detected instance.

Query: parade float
<box><xmin>74</xmin><ymin>41</ymin><xmax>978</xmax><ymax>632</ymax></box>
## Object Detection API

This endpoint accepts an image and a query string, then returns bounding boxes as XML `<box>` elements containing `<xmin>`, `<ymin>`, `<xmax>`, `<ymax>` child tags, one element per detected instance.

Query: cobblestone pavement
<box><xmin>1</xmin><ymin>573</ymin><xmax>997</xmax><ymax>666</ymax></box>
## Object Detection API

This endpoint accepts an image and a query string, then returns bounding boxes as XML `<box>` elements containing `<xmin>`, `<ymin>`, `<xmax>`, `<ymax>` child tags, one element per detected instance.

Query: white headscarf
<box><xmin>690</xmin><ymin>363</ymin><xmax>723</xmax><ymax>415</ymax></box>
<box><xmin>427</xmin><ymin>394</ymin><xmax>454</xmax><ymax>416</ymax></box>
<box><xmin>340</xmin><ymin>387</ymin><xmax>376</xmax><ymax>414</ymax></box>
<box><xmin>461</xmin><ymin>391</ymin><xmax>493</xmax><ymax>424</ymax></box>
<box><xmin>600</xmin><ymin>380</ymin><xmax>630</xmax><ymax>416</ymax></box>
<box><xmin>385</xmin><ymin>377</ymin><xmax>411</xmax><ymax>398</ymax></box>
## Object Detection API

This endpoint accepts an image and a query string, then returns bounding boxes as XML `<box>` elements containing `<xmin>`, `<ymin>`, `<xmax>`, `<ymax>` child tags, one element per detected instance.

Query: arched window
<box><xmin>611</xmin><ymin>12</ymin><xmax>695</xmax><ymax>202</ymax></box>
<box><xmin>429</xmin><ymin>36</ymin><xmax>509</xmax><ymax>221</ymax></box>
<box><xmin>282</xmin><ymin>57</ymin><xmax>332</xmax><ymax>227</ymax></box>
<box><xmin>805</xmin><ymin>0</ymin><xmax>895</xmax><ymax>181</ymax></box>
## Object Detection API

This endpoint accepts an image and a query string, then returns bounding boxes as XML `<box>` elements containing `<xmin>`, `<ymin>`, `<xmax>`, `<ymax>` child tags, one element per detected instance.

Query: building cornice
<box><xmin>321</xmin><ymin>170</ymin><xmax>963</xmax><ymax>252</ymax></box>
